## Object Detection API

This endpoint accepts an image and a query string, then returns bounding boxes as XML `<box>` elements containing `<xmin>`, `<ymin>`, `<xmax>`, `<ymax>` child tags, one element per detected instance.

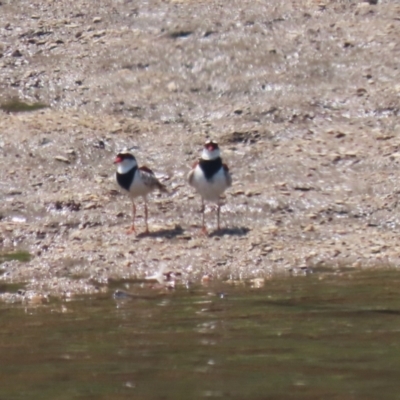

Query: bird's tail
<box><xmin>157</xmin><ymin>181</ymin><xmax>168</xmax><ymax>193</ymax></box>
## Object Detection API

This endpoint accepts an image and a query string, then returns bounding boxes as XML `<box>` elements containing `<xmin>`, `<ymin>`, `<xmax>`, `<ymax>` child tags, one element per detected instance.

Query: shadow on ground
<box><xmin>137</xmin><ymin>225</ymin><xmax>184</xmax><ymax>239</ymax></box>
<box><xmin>209</xmin><ymin>227</ymin><xmax>250</xmax><ymax>237</ymax></box>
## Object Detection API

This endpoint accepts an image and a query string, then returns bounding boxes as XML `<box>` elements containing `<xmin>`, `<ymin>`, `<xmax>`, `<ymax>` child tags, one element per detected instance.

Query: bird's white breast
<box><xmin>191</xmin><ymin>165</ymin><xmax>228</xmax><ymax>202</ymax></box>
<box><xmin>127</xmin><ymin>171</ymin><xmax>154</xmax><ymax>198</ymax></box>
<box><xmin>117</xmin><ymin>159</ymin><xmax>137</xmax><ymax>174</ymax></box>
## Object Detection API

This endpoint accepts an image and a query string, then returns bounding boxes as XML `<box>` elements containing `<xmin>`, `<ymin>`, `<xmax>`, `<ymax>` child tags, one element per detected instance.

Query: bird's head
<box><xmin>114</xmin><ymin>149</ymin><xmax>138</xmax><ymax>173</ymax></box>
<box><xmin>201</xmin><ymin>140</ymin><xmax>221</xmax><ymax>160</ymax></box>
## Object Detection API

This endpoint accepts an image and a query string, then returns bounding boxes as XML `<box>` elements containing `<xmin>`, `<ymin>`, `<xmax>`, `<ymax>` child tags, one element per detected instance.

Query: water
<box><xmin>1</xmin><ymin>269</ymin><xmax>400</xmax><ymax>399</ymax></box>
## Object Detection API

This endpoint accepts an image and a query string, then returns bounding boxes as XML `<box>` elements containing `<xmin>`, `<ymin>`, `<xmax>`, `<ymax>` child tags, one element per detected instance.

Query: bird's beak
<box><xmin>114</xmin><ymin>156</ymin><xmax>122</xmax><ymax>164</ymax></box>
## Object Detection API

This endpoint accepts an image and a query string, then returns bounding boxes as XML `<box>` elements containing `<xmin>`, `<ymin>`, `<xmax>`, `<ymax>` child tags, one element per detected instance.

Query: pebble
<box><xmin>11</xmin><ymin>49</ymin><xmax>22</xmax><ymax>57</ymax></box>
<box><xmin>370</xmin><ymin>246</ymin><xmax>382</xmax><ymax>254</ymax></box>
<box><xmin>187</xmin><ymin>239</ymin><xmax>202</xmax><ymax>249</ymax></box>
<box><xmin>249</xmin><ymin>278</ymin><xmax>265</xmax><ymax>288</ymax></box>
<box><xmin>92</xmin><ymin>30</ymin><xmax>106</xmax><ymax>38</ymax></box>
<box><xmin>83</xmin><ymin>202</ymin><xmax>97</xmax><ymax>210</ymax></box>
<box><xmin>167</xmin><ymin>82</ymin><xmax>178</xmax><ymax>92</ymax></box>
<box><xmin>54</xmin><ymin>156</ymin><xmax>70</xmax><ymax>164</ymax></box>
<box><xmin>245</xmin><ymin>189</ymin><xmax>262</xmax><ymax>197</ymax></box>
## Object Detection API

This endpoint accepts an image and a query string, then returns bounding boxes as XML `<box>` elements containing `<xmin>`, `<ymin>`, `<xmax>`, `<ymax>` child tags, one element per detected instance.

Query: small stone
<box><xmin>83</xmin><ymin>202</ymin><xmax>97</xmax><ymax>210</ymax></box>
<box><xmin>178</xmin><ymin>234</ymin><xmax>192</xmax><ymax>241</ymax></box>
<box><xmin>167</xmin><ymin>82</ymin><xmax>178</xmax><ymax>92</ymax></box>
<box><xmin>54</xmin><ymin>156</ymin><xmax>70</xmax><ymax>164</ymax></box>
<box><xmin>11</xmin><ymin>49</ymin><xmax>22</xmax><ymax>57</ymax></box>
<box><xmin>232</xmin><ymin>189</ymin><xmax>245</xmax><ymax>196</ymax></box>
<box><xmin>110</xmin><ymin>124</ymin><xmax>122</xmax><ymax>133</ymax></box>
<box><xmin>250</xmin><ymin>278</ymin><xmax>265</xmax><ymax>288</ymax></box>
<box><xmin>7</xmin><ymin>189</ymin><xmax>22</xmax><ymax>195</ymax></box>
<box><xmin>93</xmin><ymin>17</ymin><xmax>102</xmax><ymax>23</ymax></box>
<box><xmin>92</xmin><ymin>30</ymin><xmax>106</xmax><ymax>38</ymax></box>
<box><xmin>245</xmin><ymin>189</ymin><xmax>262</xmax><ymax>197</ymax></box>
<box><xmin>261</xmin><ymin>226</ymin><xmax>276</xmax><ymax>235</ymax></box>
<box><xmin>201</xmin><ymin>274</ymin><xmax>212</xmax><ymax>283</ymax></box>
<box><xmin>70</xmin><ymin>231</ymin><xmax>82</xmax><ymax>240</ymax></box>
<box><xmin>328</xmin><ymin>130</ymin><xmax>347</xmax><ymax>139</ymax></box>
<box><xmin>356</xmin><ymin>88</ymin><xmax>367</xmax><ymax>97</ymax></box>
<box><xmin>27</xmin><ymin>294</ymin><xmax>48</xmax><ymax>305</ymax></box>
<box><xmin>188</xmin><ymin>239</ymin><xmax>202</xmax><ymax>249</ymax></box>
<box><xmin>370</xmin><ymin>246</ymin><xmax>381</xmax><ymax>254</ymax></box>
<box><xmin>376</xmin><ymin>133</ymin><xmax>394</xmax><ymax>141</ymax></box>
<box><xmin>261</xmin><ymin>246</ymin><xmax>273</xmax><ymax>255</ymax></box>
<box><xmin>332</xmin><ymin>249</ymin><xmax>341</xmax><ymax>257</ymax></box>
<box><xmin>293</xmin><ymin>184</ymin><xmax>314</xmax><ymax>191</ymax></box>
<box><xmin>303</xmin><ymin>224</ymin><xmax>315</xmax><ymax>232</ymax></box>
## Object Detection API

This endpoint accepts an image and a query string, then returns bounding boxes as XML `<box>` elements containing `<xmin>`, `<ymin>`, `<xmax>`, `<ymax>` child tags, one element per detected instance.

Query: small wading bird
<box><xmin>188</xmin><ymin>140</ymin><xmax>232</xmax><ymax>234</ymax></box>
<box><xmin>114</xmin><ymin>149</ymin><xmax>167</xmax><ymax>234</ymax></box>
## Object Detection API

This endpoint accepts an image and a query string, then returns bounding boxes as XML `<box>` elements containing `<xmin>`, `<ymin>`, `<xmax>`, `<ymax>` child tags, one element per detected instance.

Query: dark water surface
<box><xmin>1</xmin><ymin>269</ymin><xmax>400</xmax><ymax>399</ymax></box>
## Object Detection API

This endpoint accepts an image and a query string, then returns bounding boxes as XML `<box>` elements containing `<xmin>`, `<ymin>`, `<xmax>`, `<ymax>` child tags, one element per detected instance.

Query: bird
<box><xmin>114</xmin><ymin>149</ymin><xmax>167</xmax><ymax>234</ymax></box>
<box><xmin>188</xmin><ymin>140</ymin><xmax>232</xmax><ymax>234</ymax></box>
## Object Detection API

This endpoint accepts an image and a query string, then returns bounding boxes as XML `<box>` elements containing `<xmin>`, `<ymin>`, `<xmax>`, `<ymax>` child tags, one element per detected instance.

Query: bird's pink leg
<box><xmin>144</xmin><ymin>201</ymin><xmax>149</xmax><ymax>234</ymax></box>
<box><xmin>200</xmin><ymin>197</ymin><xmax>208</xmax><ymax>235</ymax></box>
<box><xmin>127</xmin><ymin>202</ymin><xmax>136</xmax><ymax>234</ymax></box>
<box><xmin>217</xmin><ymin>200</ymin><xmax>221</xmax><ymax>231</ymax></box>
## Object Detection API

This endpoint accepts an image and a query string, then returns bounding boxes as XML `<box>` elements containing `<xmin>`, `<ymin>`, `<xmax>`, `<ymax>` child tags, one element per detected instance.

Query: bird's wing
<box><xmin>187</xmin><ymin>161</ymin><xmax>199</xmax><ymax>186</ymax></box>
<box><xmin>223</xmin><ymin>163</ymin><xmax>232</xmax><ymax>187</ymax></box>
<box><xmin>139</xmin><ymin>166</ymin><xmax>167</xmax><ymax>192</ymax></box>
